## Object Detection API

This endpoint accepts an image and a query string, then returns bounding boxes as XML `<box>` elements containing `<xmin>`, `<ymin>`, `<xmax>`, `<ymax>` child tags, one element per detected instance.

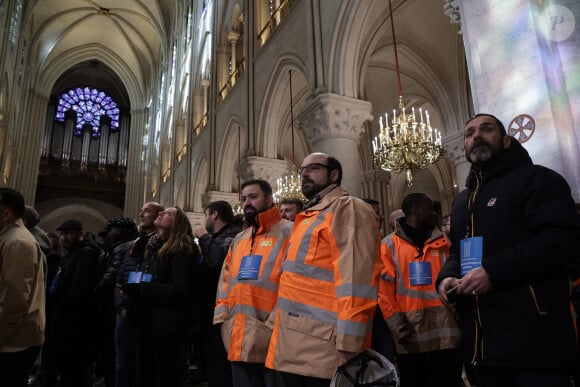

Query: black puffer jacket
<box><xmin>437</xmin><ymin>137</ymin><xmax>580</xmax><ymax>370</ymax></box>
<box><xmin>48</xmin><ymin>239</ymin><xmax>101</xmax><ymax>342</ymax></box>
<box><xmin>133</xmin><ymin>236</ymin><xmax>200</xmax><ymax>340</ymax></box>
<box><xmin>196</xmin><ymin>224</ymin><xmax>240</xmax><ymax>324</ymax></box>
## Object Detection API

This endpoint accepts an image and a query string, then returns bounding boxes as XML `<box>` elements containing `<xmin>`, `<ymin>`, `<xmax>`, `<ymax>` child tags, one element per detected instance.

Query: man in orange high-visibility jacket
<box><xmin>265</xmin><ymin>153</ymin><xmax>382</xmax><ymax>386</ymax></box>
<box><xmin>214</xmin><ymin>179</ymin><xmax>292</xmax><ymax>387</ymax></box>
<box><xmin>379</xmin><ymin>193</ymin><xmax>462</xmax><ymax>387</ymax></box>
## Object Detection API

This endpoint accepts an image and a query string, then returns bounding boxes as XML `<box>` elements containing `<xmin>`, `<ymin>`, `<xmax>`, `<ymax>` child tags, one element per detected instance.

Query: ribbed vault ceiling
<box><xmin>27</xmin><ymin>0</ymin><xmax>174</xmax><ymax>104</ymax></box>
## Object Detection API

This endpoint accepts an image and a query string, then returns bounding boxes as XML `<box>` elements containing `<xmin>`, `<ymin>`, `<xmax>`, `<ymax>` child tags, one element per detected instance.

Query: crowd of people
<box><xmin>0</xmin><ymin>113</ymin><xmax>579</xmax><ymax>387</ymax></box>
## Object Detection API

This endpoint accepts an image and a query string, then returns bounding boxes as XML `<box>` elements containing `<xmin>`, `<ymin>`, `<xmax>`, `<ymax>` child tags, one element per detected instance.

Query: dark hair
<box><xmin>0</xmin><ymin>188</ymin><xmax>26</xmax><ymax>218</ymax></box>
<box><xmin>205</xmin><ymin>200</ymin><xmax>234</xmax><ymax>224</ymax></box>
<box><xmin>466</xmin><ymin>114</ymin><xmax>507</xmax><ymax>137</ymax></box>
<box><xmin>362</xmin><ymin>198</ymin><xmax>379</xmax><ymax>206</ymax></box>
<box><xmin>327</xmin><ymin>156</ymin><xmax>343</xmax><ymax>185</ymax></box>
<box><xmin>241</xmin><ymin>179</ymin><xmax>273</xmax><ymax>196</ymax></box>
<box><xmin>280</xmin><ymin>198</ymin><xmax>304</xmax><ymax>211</ymax></box>
<box><xmin>401</xmin><ymin>193</ymin><xmax>430</xmax><ymax>216</ymax></box>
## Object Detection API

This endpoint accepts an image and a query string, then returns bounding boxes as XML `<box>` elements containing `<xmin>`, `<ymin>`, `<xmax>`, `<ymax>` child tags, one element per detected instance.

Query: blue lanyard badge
<box><xmin>128</xmin><ymin>271</ymin><xmax>153</xmax><ymax>283</ymax></box>
<box><xmin>141</xmin><ymin>273</ymin><xmax>152</xmax><ymax>283</ymax></box>
<box><xmin>238</xmin><ymin>254</ymin><xmax>262</xmax><ymax>280</ymax></box>
<box><xmin>128</xmin><ymin>271</ymin><xmax>143</xmax><ymax>283</ymax></box>
<box><xmin>460</xmin><ymin>236</ymin><xmax>483</xmax><ymax>276</ymax></box>
<box><xmin>409</xmin><ymin>261</ymin><xmax>432</xmax><ymax>286</ymax></box>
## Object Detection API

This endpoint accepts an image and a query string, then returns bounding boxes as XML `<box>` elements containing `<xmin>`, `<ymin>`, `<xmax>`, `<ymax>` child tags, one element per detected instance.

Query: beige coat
<box><xmin>0</xmin><ymin>219</ymin><xmax>45</xmax><ymax>349</ymax></box>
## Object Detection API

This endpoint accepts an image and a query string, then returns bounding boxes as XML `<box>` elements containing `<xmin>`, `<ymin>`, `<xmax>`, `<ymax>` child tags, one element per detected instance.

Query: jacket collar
<box><xmin>253</xmin><ymin>205</ymin><xmax>283</xmax><ymax>234</ymax></box>
<box><xmin>466</xmin><ymin>136</ymin><xmax>532</xmax><ymax>191</ymax></box>
<box><xmin>0</xmin><ymin>218</ymin><xmax>25</xmax><ymax>236</ymax></box>
<box><xmin>395</xmin><ymin>218</ymin><xmax>444</xmax><ymax>246</ymax></box>
<box><xmin>304</xmin><ymin>185</ymin><xmax>348</xmax><ymax>211</ymax></box>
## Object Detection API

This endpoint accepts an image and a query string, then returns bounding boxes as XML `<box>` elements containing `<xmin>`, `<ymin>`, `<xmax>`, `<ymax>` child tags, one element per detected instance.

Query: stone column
<box><xmin>298</xmin><ymin>93</ymin><xmax>372</xmax><ymax>197</ymax></box>
<box><xmin>217</xmin><ymin>44</ymin><xmax>230</xmax><ymax>99</ymax></box>
<box><xmin>11</xmin><ymin>91</ymin><xmax>49</xmax><ymax>202</ymax></box>
<box><xmin>228</xmin><ymin>31</ymin><xmax>240</xmax><ymax>84</ymax></box>
<box><xmin>459</xmin><ymin>0</ymin><xmax>580</xmax><ymax>200</ymax></box>
<box><xmin>444</xmin><ymin>130</ymin><xmax>470</xmax><ymax>190</ymax></box>
<box><xmin>124</xmin><ymin>107</ymin><xmax>148</xmax><ymax>217</ymax></box>
<box><xmin>362</xmin><ymin>169</ymin><xmax>391</xmax><ymax>235</ymax></box>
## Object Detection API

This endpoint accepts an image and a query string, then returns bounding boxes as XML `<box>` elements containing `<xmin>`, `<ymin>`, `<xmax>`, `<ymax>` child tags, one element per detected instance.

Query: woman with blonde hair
<box><xmin>121</xmin><ymin>207</ymin><xmax>199</xmax><ymax>387</ymax></box>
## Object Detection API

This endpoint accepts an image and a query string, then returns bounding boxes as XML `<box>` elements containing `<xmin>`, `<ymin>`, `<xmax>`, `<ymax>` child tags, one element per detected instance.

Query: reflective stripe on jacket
<box><xmin>214</xmin><ymin>206</ymin><xmax>292</xmax><ymax>362</ymax></box>
<box><xmin>378</xmin><ymin>226</ymin><xmax>460</xmax><ymax>354</ymax></box>
<box><xmin>265</xmin><ymin>186</ymin><xmax>382</xmax><ymax>379</ymax></box>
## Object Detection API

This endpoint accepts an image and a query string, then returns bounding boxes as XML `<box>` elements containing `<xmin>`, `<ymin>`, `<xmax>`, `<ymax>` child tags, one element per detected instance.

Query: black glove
<box><xmin>121</xmin><ymin>282</ymin><xmax>141</xmax><ymax>298</ymax></box>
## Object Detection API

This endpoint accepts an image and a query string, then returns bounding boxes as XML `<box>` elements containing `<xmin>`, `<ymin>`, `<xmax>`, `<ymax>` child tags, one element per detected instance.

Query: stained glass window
<box><xmin>55</xmin><ymin>87</ymin><xmax>120</xmax><ymax>137</ymax></box>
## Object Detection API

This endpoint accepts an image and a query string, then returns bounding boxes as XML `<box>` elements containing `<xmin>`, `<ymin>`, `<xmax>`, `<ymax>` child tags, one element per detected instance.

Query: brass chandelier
<box><xmin>274</xmin><ymin>69</ymin><xmax>307</xmax><ymax>204</ymax></box>
<box><xmin>372</xmin><ymin>0</ymin><xmax>444</xmax><ymax>186</ymax></box>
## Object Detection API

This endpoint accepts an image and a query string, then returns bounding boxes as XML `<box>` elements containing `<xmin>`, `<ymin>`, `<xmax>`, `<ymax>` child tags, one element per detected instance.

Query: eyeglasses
<box><xmin>297</xmin><ymin>163</ymin><xmax>329</xmax><ymax>174</ymax></box>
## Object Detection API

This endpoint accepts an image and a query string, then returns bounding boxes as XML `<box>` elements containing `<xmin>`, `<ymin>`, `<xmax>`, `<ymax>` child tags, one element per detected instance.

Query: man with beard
<box><xmin>265</xmin><ymin>153</ymin><xmax>382</xmax><ymax>386</ymax></box>
<box><xmin>214</xmin><ymin>179</ymin><xmax>292</xmax><ymax>387</ymax></box>
<box><xmin>44</xmin><ymin>219</ymin><xmax>100</xmax><ymax>387</ymax></box>
<box><xmin>436</xmin><ymin>114</ymin><xmax>580</xmax><ymax>387</ymax></box>
<box><xmin>194</xmin><ymin>200</ymin><xmax>240</xmax><ymax>386</ymax></box>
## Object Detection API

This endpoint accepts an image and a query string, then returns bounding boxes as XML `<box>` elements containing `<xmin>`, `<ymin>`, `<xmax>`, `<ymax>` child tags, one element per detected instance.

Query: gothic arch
<box><xmin>216</xmin><ymin>115</ymin><xmax>245</xmax><ymax>193</ymax></box>
<box><xmin>37</xmin><ymin>44</ymin><xmax>147</xmax><ymax>108</ymax></box>
<box><xmin>175</xmin><ymin>178</ymin><xmax>186</xmax><ymax>208</ymax></box>
<box><xmin>192</xmin><ymin>152</ymin><xmax>209</xmax><ymax>212</ymax></box>
<box><xmin>257</xmin><ymin>55</ymin><xmax>309</xmax><ymax>161</ymax></box>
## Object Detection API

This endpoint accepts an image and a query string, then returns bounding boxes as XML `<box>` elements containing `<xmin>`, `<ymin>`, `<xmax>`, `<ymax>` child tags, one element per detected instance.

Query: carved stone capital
<box><xmin>444</xmin><ymin>0</ymin><xmax>462</xmax><ymax>34</ymax></box>
<box><xmin>298</xmin><ymin>93</ymin><xmax>373</xmax><ymax>146</ymax></box>
<box><xmin>443</xmin><ymin>130</ymin><xmax>467</xmax><ymax>166</ymax></box>
<box><xmin>201</xmin><ymin>191</ymin><xmax>239</xmax><ymax>209</ymax></box>
<box><xmin>362</xmin><ymin>169</ymin><xmax>391</xmax><ymax>184</ymax></box>
<box><xmin>238</xmin><ymin>156</ymin><xmax>289</xmax><ymax>188</ymax></box>
<box><xmin>228</xmin><ymin>31</ymin><xmax>240</xmax><ymax>43</ymax></box>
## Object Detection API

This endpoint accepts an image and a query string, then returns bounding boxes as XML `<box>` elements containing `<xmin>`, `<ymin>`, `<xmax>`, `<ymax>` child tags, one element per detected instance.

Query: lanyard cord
<box><xmin>466</xmin><ymin>170</ymin><xmax>482</xmax><ymax>238</ymax></box>
<box><xmin>249</xmin><ymin>227</ymin><xmax>256</xmax><ymax>255</ymax></box>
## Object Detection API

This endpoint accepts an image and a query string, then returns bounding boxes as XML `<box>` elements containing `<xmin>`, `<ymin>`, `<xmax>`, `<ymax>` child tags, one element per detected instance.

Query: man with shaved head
<box><xmin>266</xmin><ymin>153</ymin><xmax>381</xmax><ymax>386</ymax></box>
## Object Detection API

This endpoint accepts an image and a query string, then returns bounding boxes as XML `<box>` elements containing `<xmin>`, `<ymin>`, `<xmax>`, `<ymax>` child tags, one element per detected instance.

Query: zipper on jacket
<box><xmin>528</xmin><ymin>285</ymin><xmax>547</xmax><ymax>316</ymax></box>
<box><xmin>470</xmin><ymin>295</ymin><xmax>483</xmax><ymax>365</ymax></box>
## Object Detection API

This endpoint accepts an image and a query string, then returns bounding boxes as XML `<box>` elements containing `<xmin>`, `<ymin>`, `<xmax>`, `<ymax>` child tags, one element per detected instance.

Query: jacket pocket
<box><xmin>284</xmin><ymin>312</ymin><xmax>334</xmax><ymax>341</ymax></box>
<box><xmin>221</xmin><ymin>317</ymin><xmax>234</xmax><ymax>351</ymax></box>
<box><xmin>241</xmin><ymin>315</ymin><xmax>272</xmax><ymax>362</ymax></box>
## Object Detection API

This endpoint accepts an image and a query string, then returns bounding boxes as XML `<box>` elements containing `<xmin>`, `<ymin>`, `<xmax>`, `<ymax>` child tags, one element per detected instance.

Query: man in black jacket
<box><xmin>43</xmin><ymin>219</ymin><xmax>101</xmax><ymax>387</ymax></box>
<box><xmin>95</xmin><ymin>217</ymin><xmax>139</xmax><ymax>387</ymax></box>
<box><xmin>436</xmin><ymin>114</ymin><xmax>580</xmax><ymax>387</ymax></box>
<box><xmin>114</xmin><ymin>202</ymin><xmax>163</xmax><ymax>387</ymax></box>
<box><xmin>194</xmin><ymin>200</ymin><xmax>240</xmax><ymax>386</ymax></box>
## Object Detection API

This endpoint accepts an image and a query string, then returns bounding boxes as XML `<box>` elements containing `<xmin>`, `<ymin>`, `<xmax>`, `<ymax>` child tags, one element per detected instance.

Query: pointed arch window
<box><xmin>55</xmin><ymin>87</ymin><xmax>120</xmax><ymax>137</ymax></box>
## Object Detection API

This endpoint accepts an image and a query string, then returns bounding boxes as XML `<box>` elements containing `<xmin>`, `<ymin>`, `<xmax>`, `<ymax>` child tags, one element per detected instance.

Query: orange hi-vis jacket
<box><xmin>378</xmin><ymin>225</ymin><xmax>460</xmax><ymax>354</ymax></box>
<box><xmin>214</xmin><ymin>205</ymin><xmax>292</xmax><ymax>363</ymax></box>
<box><xmin>265</xmin><ymin>186</ymin><xmax>382</xmax><ymax>379</ymax></box>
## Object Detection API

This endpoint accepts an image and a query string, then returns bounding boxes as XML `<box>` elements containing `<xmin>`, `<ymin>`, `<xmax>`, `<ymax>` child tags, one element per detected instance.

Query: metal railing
<box><xmin>194</xmin><ymin>112</ymin><xmax>208</xmax><ymax>136</ymax></box>
<box><xmin>219</xmin><ymin>57</ymin><xmax>246</xmax><ymax>100</ymax></box>
<box><xmin>257</xmin><ymin>0</ymin><xmax>297</xmax><ymax>48</ymax></box>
